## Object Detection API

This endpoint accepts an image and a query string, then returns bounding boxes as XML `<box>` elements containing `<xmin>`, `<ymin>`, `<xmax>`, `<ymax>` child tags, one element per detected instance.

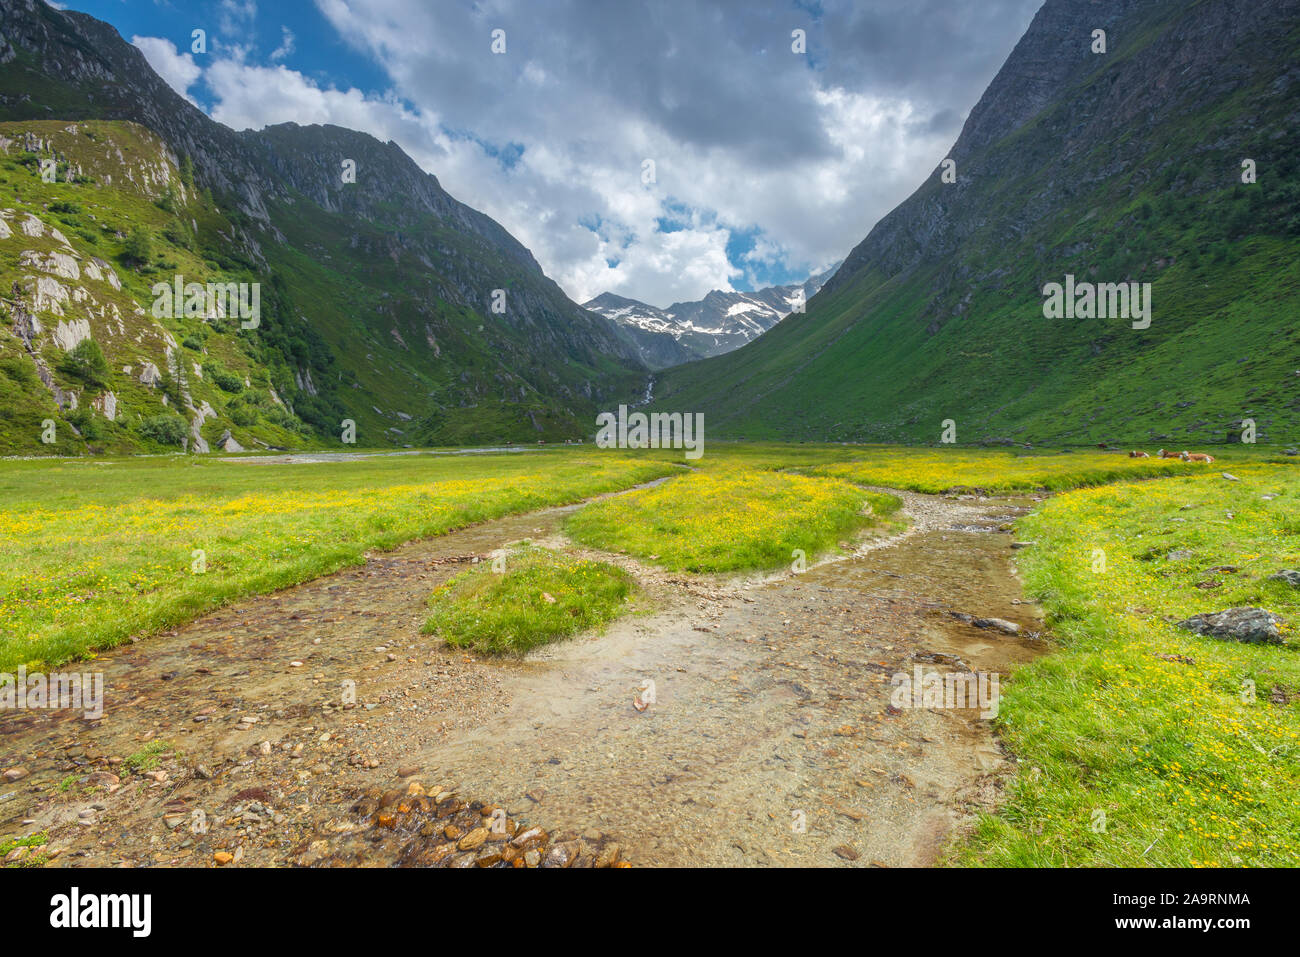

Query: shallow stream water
<box><xmin>0</xmin><ymin>486</ymin><xmax>1044</xmax><ymax>867</ymax></box>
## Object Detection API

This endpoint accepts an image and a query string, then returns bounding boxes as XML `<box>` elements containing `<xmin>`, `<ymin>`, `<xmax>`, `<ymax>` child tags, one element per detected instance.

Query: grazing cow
<box><xmin>1157</xmin><ymin>448</ymin><xmax>1182</xmax><ymax>459</ymax></box>
<box><xmin>1129</xmin><ymin>450</ymin><xmax>1150</xmax><ymax>458</ymax></box>
<box><xmin>1181</xmin><ymin>451</ymin><xmax>1215</xmax><ymax>463</ymax></box>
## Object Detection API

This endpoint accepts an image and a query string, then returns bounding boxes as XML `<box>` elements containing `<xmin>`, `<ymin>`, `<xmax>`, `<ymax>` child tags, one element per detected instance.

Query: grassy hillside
<box><xmin>0</xmin><ymin>117</ymin><xmax>643</xmax><ymax>455</ymax></box>
<box><xmin>0</xmin><ymin>0</ymin><xmax>649</xmax><ymax>455</ymax></box>
<box><xmin>260</xmin><ymin>191</ymin><xmax>638</xmax><ymax>448</ymax></box>
<box><xmin>0</xmin><ymin>119</ymin><xmax>337</xmax><ymax>455</ymax></box>
<box><xmin>656</xmin><ymin>1</ymin><xmax>1300</xmax><ymax>448</ymax></box>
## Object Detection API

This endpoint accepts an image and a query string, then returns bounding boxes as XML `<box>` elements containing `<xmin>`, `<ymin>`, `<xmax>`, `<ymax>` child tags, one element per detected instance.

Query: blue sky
<box><xmin>72</xmin><ymin>0</ymin><xmax>391</xmax><ymax>108</ymax></box>
<box><xmin>63</xmin><ymin>0</ymin><xmax>1041</xmax><ymax>306</ymax></box>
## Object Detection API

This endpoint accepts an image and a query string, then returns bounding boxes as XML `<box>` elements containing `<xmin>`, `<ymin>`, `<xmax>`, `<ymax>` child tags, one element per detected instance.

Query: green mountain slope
<box><xmin>656</xmin><ymin>0</ymin><xmax>1300</xmax><ymax>447</ymax></box>
<box><xmin>0</xmin><ymin>119</ymin><xmax>339</xmax><ymax>454</ymax></box>
<box><xmin>0</xmin><ymin>0</ymin><xmax>644</xmax><ymax>454</ymax></box>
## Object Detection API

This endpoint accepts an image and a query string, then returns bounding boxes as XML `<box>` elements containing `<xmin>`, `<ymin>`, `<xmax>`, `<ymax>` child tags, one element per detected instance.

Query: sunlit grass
<box><xmin>958</xmin><ymin>464</ymin><xmax>1300</xmax><ymax>867</ymax></box>
<box><xmin>565</xmin><ymin>466</ymin><xmax>902</xmax><ymax>573</ymax></box>
<box><xmin>0</xmin><ymin>451</ymin><xmax>676</xmax><ymax>670</ymax></box>
<box><xmin>425</xmin><ymin>545</ymin><xmax>635</xmax><ymax>655</ymax></box>
<box><xmin>810</xmin><ymin>447</ymin><xmax>1213</xmax><ymax>493</ymax></box>
<box><xmin>9</xmin><ymin>439</ymin><xmax>1299</xmax><ymax>868</ymax></box>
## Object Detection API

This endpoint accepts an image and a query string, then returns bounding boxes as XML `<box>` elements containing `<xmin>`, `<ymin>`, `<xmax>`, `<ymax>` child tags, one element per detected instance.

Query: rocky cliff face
<box><xmin>0</xmin><ymin>1</ymin><xmax>268</xmax><ymax>216</ymax></box>
<box><xmin>243</xmin><ymin>123</ymin><xmax>542</xmax><ymax>274</ymax></box>
<box><xmin>823</xmin><ymin>0</ymin><xmax>1300</xmax><ymax>296</ymax></box>
<box><xmin>585</xmin><ymin>294</ymin><xmax>696</xmax><ymax>370</ymax></box>
<box><xmin>0</xmin><ymin>119</ymin><xmax>331</xmax><ymax>454</ymax></box>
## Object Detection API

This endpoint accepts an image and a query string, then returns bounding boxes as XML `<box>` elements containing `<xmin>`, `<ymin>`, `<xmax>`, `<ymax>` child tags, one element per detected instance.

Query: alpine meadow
<box><xmin>0</xmin><ymin>0</ymin><xmax>1297</xmax><ymax>928</ymax></box>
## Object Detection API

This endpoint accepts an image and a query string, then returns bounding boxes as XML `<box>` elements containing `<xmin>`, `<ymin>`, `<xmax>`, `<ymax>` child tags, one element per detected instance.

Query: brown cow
<box><xmin>1129</xmin><ymin>450</ymin><xmax>1150</xmax><ymax>458</ymax></box>
<box><xmin>1156</xmin><ymin>449</ymin><xmax>1182</xmax><ymax>459</ymax></box>
<box><xmin>1181</xmin><ymin>451</ymin><xmax>1215</xmax><ymax>463</ymax></box>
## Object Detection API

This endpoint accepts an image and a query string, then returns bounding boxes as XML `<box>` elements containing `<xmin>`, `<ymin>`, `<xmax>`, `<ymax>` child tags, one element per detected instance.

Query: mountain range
<box><xmin>1</xmin><ymin>0</ymin><xmax>1298</xmax><ymax>456</ymax></box>
<box><xmin>584</xmin><ymin>263</ymin><xmax>840</xmax><ymax>369</ymax></box>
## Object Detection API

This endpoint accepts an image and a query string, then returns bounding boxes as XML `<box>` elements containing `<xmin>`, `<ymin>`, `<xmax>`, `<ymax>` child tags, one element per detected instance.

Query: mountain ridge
<box><xmin>585</xmin><ymin>261</ymin><xmax>840</xmax><ymax>369</ymax></box>
<box><xmin>656</xmin><ymin>0</ymin><xmax>1300</xmax><ymax>446</ymax></box>
<box><xmin>0</xmin><ymin>0</ymin><xmax>647</xmax><ymax>452</ymax></box>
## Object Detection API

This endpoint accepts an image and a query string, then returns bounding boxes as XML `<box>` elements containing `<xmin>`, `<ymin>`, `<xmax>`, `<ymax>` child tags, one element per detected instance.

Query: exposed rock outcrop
<box><xmin>1176</xmin><ymin>607</ymin><xmax>1286</xmax><ymax>645</ymax></box>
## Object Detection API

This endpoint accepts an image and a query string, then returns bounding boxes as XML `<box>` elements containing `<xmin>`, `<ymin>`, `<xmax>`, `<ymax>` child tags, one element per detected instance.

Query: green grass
<box><xmin>424</xmin><ymin>545</ymin><xmax>635</xmax><ymax>655</ymax></box>
<box><xmin>565</xmin><ymin>465</ymin><xmax>902</xmax><ymax>573</ymax></box>
<box><xmin>0</xmin><ymin>450</ymin><xmax>676</xmax><ymax>670</ymax></box>
<box><xmin>958</xmin><ymin>464</ymin><xmax>1300</xmax><ymax>867</ymax></box>
<box><xmin>808</xmin><ymin>446</ymin><xmax>1212</xmax><ymax>493</ymax></box>
<box><xmin>122</xmin><ymin>740</ymin><xmax>176</xmax><ymax>774</ymax></box>
<box><xmin>0</xmin><ymin>831</ymin><xmax>49</xmax><ymax>868</ymax></box>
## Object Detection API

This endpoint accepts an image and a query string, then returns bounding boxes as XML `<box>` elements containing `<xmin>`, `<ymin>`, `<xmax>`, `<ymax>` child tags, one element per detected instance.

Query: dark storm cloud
<box><xmin>820</xmin><ymin>0</ymin><xmax>1043</xmax><ymax>98</ymax></box>
<box><xmin>327</xmin><ymin>0</ymin><xmax>1041</xmax><ymax>171</ymax></box>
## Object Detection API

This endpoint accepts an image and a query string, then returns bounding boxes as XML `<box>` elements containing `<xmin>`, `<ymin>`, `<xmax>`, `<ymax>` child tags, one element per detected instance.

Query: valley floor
<box><xmin>0</xmin><ymin>443</ymin><xmax>1296</xmax><ymax>867</ymax></box>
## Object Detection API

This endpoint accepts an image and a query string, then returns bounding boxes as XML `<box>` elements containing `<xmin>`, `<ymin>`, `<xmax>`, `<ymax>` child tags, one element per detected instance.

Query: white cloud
<box><xmin>219</xmin><ymin>0</ymin><xmax>258</xmax><ymax>38</ymax></box>
<box><xmin>204</xmin><ymin>59</ymin><xmax>435</xmax><ymax>147</ymax></box>
<box><xmin>270</xmin><ymin>26</ymin><xmax>295</xmax><ymax>62</ymax></box>
<box><xmin>137</xmin><ymin>1</ymin><xmax>1038</xmax><ymax>306</ymax></box>
<box><xmin>287</xmin><ymin>0</ymin><xmax>1019</xmax><ymax>305</ymax></box>
<box><xmin>131</xmin><ymin>36</ymin><xmax>202</xmax><ymax>103</ymax></box>
<box><xmin>193</xmin><ymin>53</ymin><xmax>935</xmax><ymax>304</ymax></box>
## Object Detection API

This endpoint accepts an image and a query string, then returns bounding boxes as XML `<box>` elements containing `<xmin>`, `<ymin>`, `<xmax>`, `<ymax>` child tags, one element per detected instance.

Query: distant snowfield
<box><xmin>585</xmin><ymin>260</ymin><xmax>841</xmax><ymax>361</ymax></box>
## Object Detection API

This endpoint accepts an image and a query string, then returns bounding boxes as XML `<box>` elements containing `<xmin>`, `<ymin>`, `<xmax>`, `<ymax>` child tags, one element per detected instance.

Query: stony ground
<box><xmin>0</xmin><ymin>488</ymin><xmax>1045</xmax><ymax>868</ymax></box>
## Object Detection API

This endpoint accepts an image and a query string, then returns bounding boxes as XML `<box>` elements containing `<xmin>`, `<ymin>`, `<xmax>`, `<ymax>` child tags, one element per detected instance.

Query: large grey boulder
<box><xmin>1176</xmin><ymin>607</ymin><xmax>1285</xmax><ymax>645</ymax></box>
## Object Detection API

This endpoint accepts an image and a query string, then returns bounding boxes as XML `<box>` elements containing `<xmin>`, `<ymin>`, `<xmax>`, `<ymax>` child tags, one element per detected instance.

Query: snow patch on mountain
<box><xmin>584</xmin><ymin>261</ymin><xmax>841</xmax><ymax>365</ymax></box>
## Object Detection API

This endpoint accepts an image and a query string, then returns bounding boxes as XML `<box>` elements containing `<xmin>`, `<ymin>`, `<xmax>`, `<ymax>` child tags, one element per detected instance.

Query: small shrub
<box><xmin>0</xmin><ymin>356</ymin><xmax>38</xmax><ymax>388</ymax></box>
<box><xmin>138</xmin><ymin>413</ymin><xmax>188</xmax><ymax>447</ymax></box>
<box><xmin>207</xmin><ymin>363</ymin><xmax>244</xmax><ymax>394</ymax></box>
<box><xmin>229</xmin><ymin>405</ymin><xmax>258</xmax><ymax>427</ymax></box>
<box><xmin>65</xmin><ymin>407</ymin><xmax>103</xmax><ymax>441</ymax></box>
<box><xmin>57</xmin><ymin>339</ymin><xmax>109</xmax><ymax>388</ymax></box>
<box><xmin>121</xmin><ymin>225</ymin><xmax>153</xmax><ymax>268</ymax></box>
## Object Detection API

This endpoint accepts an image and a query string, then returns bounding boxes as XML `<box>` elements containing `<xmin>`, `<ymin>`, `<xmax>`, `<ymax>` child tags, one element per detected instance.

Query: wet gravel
<box><xmin>0</xmin><ymin>489</ymin><xmax>1045</xmax><ymax>868</ymax></box>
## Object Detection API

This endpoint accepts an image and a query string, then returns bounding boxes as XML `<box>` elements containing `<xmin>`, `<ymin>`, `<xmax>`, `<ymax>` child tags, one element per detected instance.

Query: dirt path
<box><xmin>0</xmin><ymin>488</ymin><xmax>1046</xmax><ymax>868</ymax></box>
